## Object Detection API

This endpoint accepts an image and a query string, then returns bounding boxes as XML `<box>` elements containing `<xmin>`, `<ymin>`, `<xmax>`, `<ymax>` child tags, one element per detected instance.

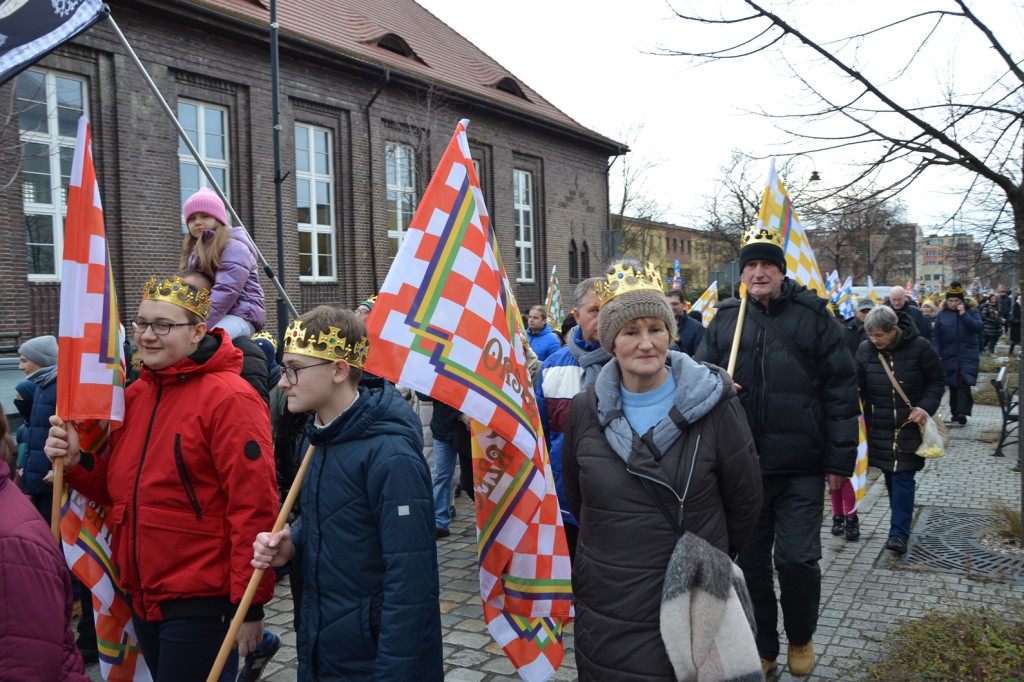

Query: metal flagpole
<box><xmin>104</xmin><ymin>14</ymin><xmax>299</xmax><ymax>319</ymax></box>
<box><xmin>270</xmin><ymin>0</ymin><xmax>289</xmax><ymax>343</ymax></box>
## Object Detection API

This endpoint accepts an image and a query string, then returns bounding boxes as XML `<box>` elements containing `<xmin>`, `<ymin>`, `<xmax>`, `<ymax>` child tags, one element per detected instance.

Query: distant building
<box><xmin>609</xmin><ymin>214</ymin><xmax>708</xmax><ymax>296</ymax></box>
<box><xmin>1</xmin><ymin>0</ymin><xmax>625</xmax><ymax>339</ymax></box>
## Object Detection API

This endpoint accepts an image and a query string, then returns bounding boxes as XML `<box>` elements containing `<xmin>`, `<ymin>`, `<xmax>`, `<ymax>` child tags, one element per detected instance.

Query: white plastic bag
<box><xmin>916</xmin><ymin>416</ymin><xmax>946</xmax><ymax>458</ymax></box>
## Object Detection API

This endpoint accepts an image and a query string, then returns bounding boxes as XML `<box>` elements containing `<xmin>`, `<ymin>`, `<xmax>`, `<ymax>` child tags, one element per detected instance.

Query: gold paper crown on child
<box><xmin>595</xmin><ymin>262</ymin><xmax>665</xmax><ymax>307</ymax></box>
<box><xmin>142</xmin><ymin>275</ymin><xmax>211</xmax><ymax>320</ymax></box>
<box><xmin>251</xmin><ymin>331</ymin><xmax>278</xmax><ymax>352</ymax></box>
<box><xmin>282</xmin><ymin>320</ymin><xmax>368</xmax><ymax>369</ymax></box>
<box><xmin>741</xmin><ymin>225</ymin><xmax>785</xmax><ymax>249</ymax></box>
<box><xmin>946</xmin><ymin>283</ymin><xmax>965</xmax><ymax>296</ymax></box>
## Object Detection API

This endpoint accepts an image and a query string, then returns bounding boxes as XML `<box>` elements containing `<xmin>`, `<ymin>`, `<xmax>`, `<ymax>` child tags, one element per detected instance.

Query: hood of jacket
<box><xmin>594</xmin><ymin>350</ymin><xmax>727</xmax><ymax>463</ymax></box>
<box><xmin>139</xmin><ymin>327</ymin><xmax>243</xmax><ymax>385</ymax></box>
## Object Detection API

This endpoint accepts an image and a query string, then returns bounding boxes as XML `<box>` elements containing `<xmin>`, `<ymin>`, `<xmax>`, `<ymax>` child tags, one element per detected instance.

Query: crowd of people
<box><xmin>3</xmin><ymin>183</ymin><xmax>1018</xmax><ymax>681</ymax></box>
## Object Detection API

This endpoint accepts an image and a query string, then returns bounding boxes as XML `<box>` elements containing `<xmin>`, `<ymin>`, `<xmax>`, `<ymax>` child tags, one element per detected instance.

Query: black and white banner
<box><xmin>0</xmin><ymin>0</ymin><xmax>107</xmax><ymax>85</ymax></box>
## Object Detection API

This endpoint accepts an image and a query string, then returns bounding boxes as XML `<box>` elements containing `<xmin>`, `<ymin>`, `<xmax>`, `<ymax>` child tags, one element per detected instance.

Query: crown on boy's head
<box><xmin>251</xmin><ymin>331</ymin><xmax>278</xmax><ymax>351</ymax></box>
<box><xmin>283</xmin><ymin>320</ymin><xmax>368</xmax><ymax>369</ymax></box>
<box><xmin>594</xmin><ymin>262</ymin><xmax>664</xmax><ymax>307</ymax></box>
<box><xmin>142</xmin><ymin>275</ymin><xmax>211</xmax><ymax>320</ymax></box>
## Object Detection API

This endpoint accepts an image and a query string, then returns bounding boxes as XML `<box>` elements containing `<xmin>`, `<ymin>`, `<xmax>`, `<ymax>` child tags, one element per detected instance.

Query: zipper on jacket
<box><xmin>131</xmin><ymin>379</ymin><xmax>164</xmax><ymax>616</ymax></box>
<box><xmin>174</xmin><ymin>433</ymin><xmax>202</xmax><ymax>520</ymax></box>
<box><xmin>627</xmin><ymin>436</ymin><xmax>700</xmax><ymax>529</ymax></box>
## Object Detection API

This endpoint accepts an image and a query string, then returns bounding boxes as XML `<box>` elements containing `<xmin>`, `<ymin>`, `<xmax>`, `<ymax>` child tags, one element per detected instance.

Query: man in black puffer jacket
<box><xmin>695</xmin><ymin>226</ymin><xmax>859</xmax><ymax>677</ymax></box>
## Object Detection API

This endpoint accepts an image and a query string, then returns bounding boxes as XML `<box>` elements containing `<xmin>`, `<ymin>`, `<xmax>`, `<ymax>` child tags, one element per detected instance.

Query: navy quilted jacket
<box><xmin>292</xmin><ymin>383</ymin><xmax>443</xmax><ymax>681</ymax></box>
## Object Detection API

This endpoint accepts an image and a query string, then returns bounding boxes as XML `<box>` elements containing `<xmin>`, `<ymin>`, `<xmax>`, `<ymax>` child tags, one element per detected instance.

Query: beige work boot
<box><xmin>761</xmin><ymin>657</ymin><xmax>777</xmax><ymax>676</ymax></box>
<box><xmin>788</xmin><ymin>640</ymin><xmax>815</xmax><ymax>676</ymax></box>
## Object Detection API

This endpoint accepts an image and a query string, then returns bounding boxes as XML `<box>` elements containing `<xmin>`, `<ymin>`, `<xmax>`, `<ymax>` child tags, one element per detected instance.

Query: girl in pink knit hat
<box><xmin>180</xmin><ymin>187</ymin><xmax>266</xmax><ymax>338</ymax></box>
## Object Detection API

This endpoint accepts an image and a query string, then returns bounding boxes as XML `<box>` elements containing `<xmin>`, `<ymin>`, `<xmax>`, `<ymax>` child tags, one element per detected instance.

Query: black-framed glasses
<box><xmin>131</xmin><ymin>319</ymin><xmax>196</xmax><ymax>336</ymax></box>
<box><xmin>280</xmin><ymin>360</ymin><xmax>334</xmax><ymax>385</ymax></box>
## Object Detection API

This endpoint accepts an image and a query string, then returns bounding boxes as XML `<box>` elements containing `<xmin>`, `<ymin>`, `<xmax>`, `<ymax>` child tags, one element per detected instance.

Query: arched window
<box><xmin>371</xmin><ymin>33</ymin><xmax>426</xmax><ymax>64</ymax></box>
<box><xmin>569</xmin><ymin>239</ymin><xmax>579</xmax><ymax>280</ymax></box>
<box><xmin>581</xmin><ymin>241</ymin><xmax>591</xmax><ymax>278</ymax></box>
<box><xmin>493</xmin><ymin>77</ymin><xmax>529</xmax><ymax>100</ymax></box>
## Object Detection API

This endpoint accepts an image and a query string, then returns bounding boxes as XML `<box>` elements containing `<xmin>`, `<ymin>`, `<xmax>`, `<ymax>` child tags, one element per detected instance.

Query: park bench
<box><xmin>990</xmin><ymin>367</ymin><xmax>1018</xmax><ymax>457</ymax></box>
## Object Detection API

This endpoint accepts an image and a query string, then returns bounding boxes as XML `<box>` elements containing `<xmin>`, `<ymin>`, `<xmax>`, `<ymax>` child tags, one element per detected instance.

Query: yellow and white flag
<box><xmin>757</xmin><ymin>158</ymin><xmax>826</xmax><ymax>298</ymax></box>
<box><xmin>691</xmin><ymin>281</ymin><xmax>719</xmax><ymax>328</ymax></box>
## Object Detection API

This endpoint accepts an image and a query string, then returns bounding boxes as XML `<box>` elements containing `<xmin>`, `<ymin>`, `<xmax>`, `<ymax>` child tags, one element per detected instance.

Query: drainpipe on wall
<box><xmin>364</xmin><ymin>69</ymin><xmax>389</xmax><ymax>293</ymax></box>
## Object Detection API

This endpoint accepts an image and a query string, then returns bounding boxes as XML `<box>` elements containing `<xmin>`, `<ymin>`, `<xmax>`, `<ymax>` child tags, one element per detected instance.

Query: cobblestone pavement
<box><xmin>86</xmin><ymin>393</ymin><xmax>1023</xmax><ymax>681</ymax></box>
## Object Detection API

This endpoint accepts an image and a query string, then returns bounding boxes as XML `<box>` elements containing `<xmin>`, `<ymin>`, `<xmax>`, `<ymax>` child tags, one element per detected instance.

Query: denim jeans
<box><xmin>133</xmin><ymin>613</ymin><xmax>236</xmax><ymax>682</ymax></box>
<box><xmin>432</xmin><ymin>437</ymin><xmax>458</xmax><ymax>531</ymax></box>
<box><xmin>883</xmin><ymin>470</ymin><xmax>916</xmax><ymax>540</ymax></box>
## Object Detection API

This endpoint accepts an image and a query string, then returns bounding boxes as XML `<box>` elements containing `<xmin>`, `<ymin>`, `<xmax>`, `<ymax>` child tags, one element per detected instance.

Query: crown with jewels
<box><xmin>741</xmin><ymin>225</ymin><xmax>785</xmax><ymax>249</ymax></box>
<box><xmin>945</xmin><ymin>283</ymin><xmax>965</xmax><ymax>297</ymax></box>
<box><xmin>251</xmin><ymin>331</ymin><xmax>278</xmax><ymax>352</ymax></box>
<box><xmin>142</xmin><ymin>275</ymin><xmax>211</xmax><ymax>319</ymax></box>
<box><xmin>282</xmin><ymin>320</ymin><xmax>368</xmax><ymax>369</ymax></box>
<box><xmin>595</xmin><ymin>262</ymin><xmax>665</xmax><ymax>307</ymax></box>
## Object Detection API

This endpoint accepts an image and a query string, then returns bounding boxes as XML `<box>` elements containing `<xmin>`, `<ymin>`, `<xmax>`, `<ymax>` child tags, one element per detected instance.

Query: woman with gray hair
<box><xmin>856</xmin><ymin>305</ymin><xmax>945</xmax><ymax>555</ymax></box>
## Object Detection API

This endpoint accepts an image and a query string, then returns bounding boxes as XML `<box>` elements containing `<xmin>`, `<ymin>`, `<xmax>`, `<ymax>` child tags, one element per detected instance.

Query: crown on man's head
<box><xmin>741</xmin><ymin>225</ymin><xmax>785</xmax><ymax>249</ymax></box>
<box><xmin>282</xmin><ymin>320</ymin><xmax>368</xmax><ymax>369</ymax></box>
<box><xmin>946</xmin><ymin>283</ymin><xmax>965</xmax><ymax>296</ymax></box>
<box><xmin>143</xmin><ymin>275</ymin><xmax>211</xmax><ymax>320</ymax></box>
<box><xmin>595</xmin><ymin>262</ymin><xmax>664</xmax><ymax>307</ymax></box>
<box><xmin>251</xmin><ymin>331</ymin><xmax>278</xmax><ymax>352</ymax></box>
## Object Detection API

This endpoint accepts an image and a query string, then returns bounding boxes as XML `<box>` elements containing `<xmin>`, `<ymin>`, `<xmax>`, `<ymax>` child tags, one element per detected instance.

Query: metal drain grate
<box><xmin>900</xmin><ymin>508</ymin><xmax>1024</xmax><ymax>582</ymax></box>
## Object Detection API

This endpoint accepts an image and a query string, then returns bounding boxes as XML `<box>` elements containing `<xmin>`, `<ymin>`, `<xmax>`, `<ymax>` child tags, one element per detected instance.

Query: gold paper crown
<box><xmin>359</xmin><ymin>294</ymin><xmax>378</xmax><ymax>306</ymax></box>
<box><xmin>946</xmin><ymin>283</ymin><xmax>965</xmax><ymax>296</ymax></box>
<box><xmin>142</xmin><ymin>275</ymin><xmax>211</xmax><ymax>320</ymax></box>
<box><xmin>741</xmin><ymin>225</ymin><xmax>785</xmax><ymax>249</ymax></box>
<box><xmin>282</xmin><ymin>320</ymin><xmax>368</xmax><ymax>369</ymax></box>
<box><xmin>595</xmin><ymin>262</ymin><xmax>664</xmax><ymax>307</ymax></box>
<box><xmin>251</xmin><ymin>331</ymin><xmax>278</xmax><ymax>352</ymax></box>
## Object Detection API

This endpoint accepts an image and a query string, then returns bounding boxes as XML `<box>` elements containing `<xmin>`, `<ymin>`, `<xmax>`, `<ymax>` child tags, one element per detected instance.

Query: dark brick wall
<box><xmin>0</xmin><ymin>2</ymin><xmax>614</xmax><ymax>344</ymax></box>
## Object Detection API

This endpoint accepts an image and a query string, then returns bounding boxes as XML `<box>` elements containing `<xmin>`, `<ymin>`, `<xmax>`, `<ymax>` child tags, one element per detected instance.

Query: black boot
<box><xmin>831</xmin><ymin>515</ymin><xmax>845</xmax><ymax>536</ymax></box>
<box><xmin>845</xmin><ymin>515</ymin><xmax>860</xmax><ymax>541</ymax></box>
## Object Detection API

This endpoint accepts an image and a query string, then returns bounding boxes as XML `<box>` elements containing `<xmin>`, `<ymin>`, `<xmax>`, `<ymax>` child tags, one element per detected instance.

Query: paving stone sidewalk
<box><xmin>86</xmin><ymin>399</ymin><xmax>1023</xmax><ymax>682</ymax></box>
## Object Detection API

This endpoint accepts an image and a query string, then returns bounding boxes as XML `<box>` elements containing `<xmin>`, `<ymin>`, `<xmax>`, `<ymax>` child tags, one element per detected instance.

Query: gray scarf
<box><xmin>566</xmin><ymin>328</ymin><xmax>612</xmax><ymax>391</ymax></box>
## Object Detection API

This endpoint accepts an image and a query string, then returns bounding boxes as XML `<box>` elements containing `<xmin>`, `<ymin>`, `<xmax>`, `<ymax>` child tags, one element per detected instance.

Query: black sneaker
<box><xmin>885</xmin><ymin>536</ymin><xmax>908</xmax><ymax>555</ymax></box>
<box><xmin>831</xmin><ymin>515</ymin><xmax>845</xmax><ymax>536</ymax></box>
<box><xmin>238</xmin><ymin>630</ymin><xmax>281</xmax><ymax>682</ymax></box>
<box><xmin>844</xmin><ymin>515</ymin><xmax>860</xmax><ymax>541</ymax></box>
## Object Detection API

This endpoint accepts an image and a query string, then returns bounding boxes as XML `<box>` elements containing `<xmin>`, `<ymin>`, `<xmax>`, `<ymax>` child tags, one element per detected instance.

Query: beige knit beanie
<box><xmin>598</xmin><ymin>287</ymin><xmax>677</xmax><ymax>351</ymax></box>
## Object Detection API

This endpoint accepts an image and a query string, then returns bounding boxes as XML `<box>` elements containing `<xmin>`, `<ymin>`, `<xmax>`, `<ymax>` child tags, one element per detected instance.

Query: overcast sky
<box><xmin>415</xmin><ymin>0</ymin><xmax>1023</xmax><ymax>235</ymax></box>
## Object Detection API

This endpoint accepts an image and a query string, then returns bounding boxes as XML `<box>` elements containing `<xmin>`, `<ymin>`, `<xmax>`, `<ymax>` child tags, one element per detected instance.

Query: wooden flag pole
<box><xmin>206</xmin><ymin>442</ymin><xmax>316</xmax><ymax>682</ymax></box>
<box><xmin>727</xmin><ymin>282</ymin><xmax>748</xmax><ymax>376</ymax></box>
<box><xmin>51</xmin><ymin>459</ymin><xmax>64</xmax><ymax>542</ymax></box>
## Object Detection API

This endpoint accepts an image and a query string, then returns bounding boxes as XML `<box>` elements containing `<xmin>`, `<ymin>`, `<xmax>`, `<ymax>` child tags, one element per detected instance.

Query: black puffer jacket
<box><xmin>694</xmin><ymin>279</ymin><xmax>860</xmax><ymax>477</ymax></box>
<box><xmin>856</xmin><ymin>312</ymin><xmax>945</xmax><ymax>474</ymax></box>
<box><xmin>563</xmin><ymin>352</ymin><xmax>762</xmax><ymax>681</ymax></box>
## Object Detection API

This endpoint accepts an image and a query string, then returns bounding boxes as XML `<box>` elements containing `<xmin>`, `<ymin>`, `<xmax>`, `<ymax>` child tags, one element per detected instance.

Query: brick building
<box><xmin>1</xmin><ymin>0</ymin><xmax>625</xmax><ymax>342</ymax></box>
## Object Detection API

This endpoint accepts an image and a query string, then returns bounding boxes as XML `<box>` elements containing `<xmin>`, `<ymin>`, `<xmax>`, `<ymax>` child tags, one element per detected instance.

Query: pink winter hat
<box><xmin>182</xmin><ymin>187</ymin><xmax>229</xmax><ymax>226</ymax></box>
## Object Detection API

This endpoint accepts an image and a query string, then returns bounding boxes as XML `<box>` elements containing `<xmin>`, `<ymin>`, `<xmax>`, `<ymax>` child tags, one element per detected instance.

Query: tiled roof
<box><xmin>184</xmin><ymin>0</ymin><xmax>624</xmax><ymax>151</ymax></box>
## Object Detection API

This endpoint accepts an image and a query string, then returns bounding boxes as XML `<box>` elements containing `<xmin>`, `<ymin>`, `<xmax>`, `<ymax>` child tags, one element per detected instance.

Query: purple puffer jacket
<box><xmin>0</xmin><ymin>459</ymin><xmax>89</xmax><ymax>682</ymax></box>
<box><xmin>188</xmin><ymin>226</ymin><xmax>266</xmax><ymax>331</ymax></box>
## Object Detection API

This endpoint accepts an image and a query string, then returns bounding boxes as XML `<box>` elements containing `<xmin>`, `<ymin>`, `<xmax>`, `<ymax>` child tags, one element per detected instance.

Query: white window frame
<box><xmin>513</xmin><ymin>169</ymin><xmax>535</xmax><ymax>283</ymax></box>
<box><xmin>385</xmin><ymin>142</ymin><xmax>417</xmax><ymax>260</ymax></box>
<box><xmin>18</xmin><ymin>69</ymin><xmax>88</xmax><ymax>281</ymax></box>
<box><xmin>178</xmin><ymin>100</ymin><xmax>230</xmax><ymax>222</ymax></box>
<box><xmin>295</xmin><ymin>123</ymin><xmax>336</xmax><ymax>282</ymax></box>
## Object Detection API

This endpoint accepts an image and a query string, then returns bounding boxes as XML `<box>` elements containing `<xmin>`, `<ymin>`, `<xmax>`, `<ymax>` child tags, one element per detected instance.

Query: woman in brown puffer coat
<box><xmin>562</xmin><ymin>264</ymin><xmax>763</xmax><ymax>681</ymax></box>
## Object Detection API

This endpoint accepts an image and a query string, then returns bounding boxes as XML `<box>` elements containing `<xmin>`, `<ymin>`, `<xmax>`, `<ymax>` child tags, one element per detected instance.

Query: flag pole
<box><xmin>103</xmin><ymin>14</ymin><xmax>298</xmax><ymax>320</ymax></box>
<box><xmin>727</xmin><ymin>282</ymin><xmax>748</xmax><ymax>376</ymax></box>
<box><xmin>206</xmin><ymin>442</ymin><xmax>315</xmax><ymax>682</ymax></box>
<box><xmin>51</xmin><ymin>460</ymin><xmax>64</xmax><ymax>542</ymax></box>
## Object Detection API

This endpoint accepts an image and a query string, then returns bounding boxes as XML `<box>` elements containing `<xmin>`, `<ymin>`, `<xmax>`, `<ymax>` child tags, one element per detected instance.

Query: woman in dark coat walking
<box><xmin>978</xmin><ymin>293</ymin><xmax>1003</xmax><ymax>354</ymax></box>
<box><xmin>857</xmin><ymin>307</ymin><xmax>945</xmax><ymax>555</ymax></box>
<box><xmin>562</xmin><ymin>262</ymin><xmax>762</xmax><ymax>681</ymax></box>
<box><xmin>931</xmin><ymin>282</ymin><xmax>983</xmax><ymax>424</ymax></box>
<box><xmin>1009</xmin><ymin>296</ymin><xmax>1021</xmax><ymax>355</ymax></box>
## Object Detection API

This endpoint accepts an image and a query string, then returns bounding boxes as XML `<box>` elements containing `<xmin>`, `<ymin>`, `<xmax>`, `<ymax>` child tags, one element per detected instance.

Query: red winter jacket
<box><xmin>66</xmin><ymin>329</ymin><xmax>277</xmax><ymax>622</ymax></box>
<box><xmin>0</xmin><ymin>459</ymin><xmax>89</xmax><ymax>682</ymax></box>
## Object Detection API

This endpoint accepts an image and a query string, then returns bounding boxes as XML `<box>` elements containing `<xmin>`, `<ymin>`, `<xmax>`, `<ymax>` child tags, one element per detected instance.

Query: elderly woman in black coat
<box><xmin>857</xmin><ymin>306</ymin><xmax>945</xmax><ymax>555</ymax></box>
<box><xmin>563</xmin><ymin>262</ymin><xmax>762</xmax><ymax>681</ymax></box>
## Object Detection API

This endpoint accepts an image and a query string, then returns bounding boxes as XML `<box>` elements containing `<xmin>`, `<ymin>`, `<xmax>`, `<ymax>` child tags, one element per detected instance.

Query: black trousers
<box><xmin>949</xmin><ymin>375</ymin><xmax>974</xmax><ymax>417</ymax></box>
<box><xmin>738</xmin><ymin>474</ymin><xmax>823</xmax><ymax>661</ymax></box>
